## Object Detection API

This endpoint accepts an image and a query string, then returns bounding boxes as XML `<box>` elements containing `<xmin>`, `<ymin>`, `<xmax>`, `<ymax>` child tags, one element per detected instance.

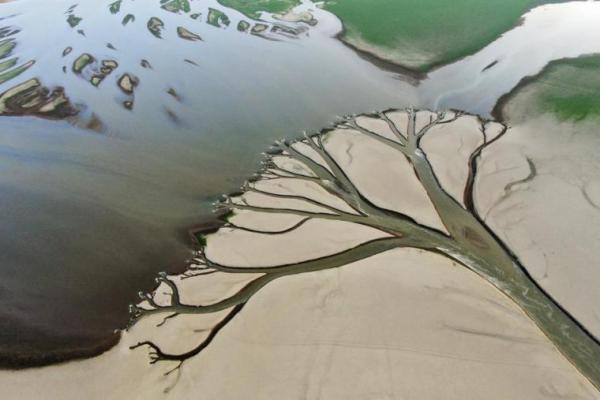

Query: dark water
<box><xmin>0</xmin><ymin>0</ymin><xmax>414</xmax><ymax>364</ymax></box>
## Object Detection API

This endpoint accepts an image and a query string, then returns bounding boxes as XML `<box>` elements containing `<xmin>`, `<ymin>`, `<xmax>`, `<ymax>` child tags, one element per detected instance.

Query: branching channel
<box><xmin>129</xmin><ymin>108</ymin><xmax>600</xmax><ymax>392</ymax></box>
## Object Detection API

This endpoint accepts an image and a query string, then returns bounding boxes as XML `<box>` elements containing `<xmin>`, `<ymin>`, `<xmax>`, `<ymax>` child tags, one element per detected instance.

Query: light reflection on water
<box><xmin>0</xmin><ymin>0</ymin><xmax>415</xmax><ymax>361</ymax></box>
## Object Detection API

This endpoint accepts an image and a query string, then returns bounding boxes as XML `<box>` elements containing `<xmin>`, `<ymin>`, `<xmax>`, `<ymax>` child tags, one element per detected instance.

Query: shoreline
<box><xmin>333</xmin><ymin>29</ymin><xmax>426</xmax><ymax>82</ymax></box>
<box><xmin>329</xmin><ymin>1</ymin><xmax>569</xmax><ymax>82</ymax></box>
<box><xmin>329</xmin><ymin>7</ymin><xmax>521</xmax><ymax>78</ymax></box>
<box><xmin>491</xmin><ymin>73</ymin><xmax>534</xmax><ymax>122</ymax></box>
<box><xmin>491</xmin><ymin>55</ymin><xmax>595</xmax><ymax>122</ymax></box>
<box><xmin>0</xmin><ymin>209</ymin><xmax>228</xmax><ymax>371</ymax></box>
<box><xmin>0</xmin><ymin>332</ymin><xmax>120</xmax><ymax>370</ymax></box>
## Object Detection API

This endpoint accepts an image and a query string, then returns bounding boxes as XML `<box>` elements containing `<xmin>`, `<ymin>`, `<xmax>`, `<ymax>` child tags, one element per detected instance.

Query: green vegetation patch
<box><xmin>532</xmin><ymin>56</ymin><xmax>600</xmax><ymax>121</ymax></box>
<box><xmin>495</xmin><ymin>55</ymin><xmax>600</xmax><ymax>123</ymax></box>
<box><xmin>321</xmin><ymin>0</ymin><xmax>554</xmax><ymax>71</ymax></box>
<box><xmin>237</xmin><ymin>20</ymin><xmax>250</xmax><ymax>32</ymax></box>
<box><xmin>109</xmin><ymin>0</ymin><xmax>122</xmax><ymax>14</ymax></box>
<box><xmin>161</xmin><ymin>0</ymin><xmax>191</xmax><ymax>14</ymax></box>
<box><xmin>0</xmin><ymin>39</ymin><xmax>16</xmax><ymax>59</ymax></box>
<box><xmin>0</xmin><ymin>60</ymin><xmax>35</xmax><ymax>85</ymax></box>
<box><xmin>214</xmin><ymin>0</ymin><xmax>560</xmax><ymax>71</ymax></box>
<box><xmin>217</xmin><ymin>0</ymin><xmax>300</xmax><ymax>19</ymax></box>
<box><xmin>72</xmin><ymin>53</ymin><xmax>95</xmax><ymax>73</ymax></box>
<box><xmin>147</xmin><ymin>17</ymin><xmax>165</xmax><ymax>38</ymax></box>
<box><xmin>122</xmin><ymin>14</ymin><xmax>135</xmax><ymax>25</ymax></box>
<box><xmin>194</xmin><ymin>233</ymin><xmax>207</xmax><ymax>246</ymax></box>
<box><xmin>207</xmin><ymin>8</ymin><xmax>231</xmax><ymax>27</ymax></box>
<box><xmin>0</xmin><ymin>57</ymin><xmax>17</xmax><ymax>73</ymax></box>
<box><xmin>66</xmin><ymin>14</ymin><xmax>83</xmax><ymax>28</ymax></box>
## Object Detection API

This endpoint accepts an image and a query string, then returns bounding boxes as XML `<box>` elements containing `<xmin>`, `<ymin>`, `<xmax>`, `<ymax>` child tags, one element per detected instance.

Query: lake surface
<box><xmin>1</xmin><ymin>0</ymin><xmax>599</xmax><ymax>365</ymax></box>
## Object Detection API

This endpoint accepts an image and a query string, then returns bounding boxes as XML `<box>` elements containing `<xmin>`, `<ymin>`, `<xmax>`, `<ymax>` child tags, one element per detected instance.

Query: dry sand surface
<box><xmin>0</xmin><ymin>249</ymin><xmax>596</xmax><ymax>399</ymax></box>
<box><xmin>477</xmin><ymin>114</ymin><xmax>600</xmax><ymax>339</ymax></box>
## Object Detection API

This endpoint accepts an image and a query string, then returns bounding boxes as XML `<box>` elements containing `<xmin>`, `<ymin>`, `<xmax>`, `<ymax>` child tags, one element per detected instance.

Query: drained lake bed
<box><xmin>2</xmin><ymin>0</ymin><xmax>600</xmax><ymax>368</ymax></box>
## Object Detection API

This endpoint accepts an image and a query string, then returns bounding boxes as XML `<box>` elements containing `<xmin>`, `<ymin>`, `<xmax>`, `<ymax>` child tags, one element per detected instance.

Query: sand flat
<box><xmin>0</xmin><ymin>249</ymin><xmax>596</xmax><ymax>399</ymax></box>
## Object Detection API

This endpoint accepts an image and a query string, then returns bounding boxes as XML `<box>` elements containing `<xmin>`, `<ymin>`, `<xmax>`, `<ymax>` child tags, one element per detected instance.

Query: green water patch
<box><xmin>217</xmin><ymin>0</ymin><xmax>300</xmax><ymax>19</ymax></box>
<box><xmin>321</xmin><ymin>0</ymin><xmax>562</xmax><ymax>72</ymax></box>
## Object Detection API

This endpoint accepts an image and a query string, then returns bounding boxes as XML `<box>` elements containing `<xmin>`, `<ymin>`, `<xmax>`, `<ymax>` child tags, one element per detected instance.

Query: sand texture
<box><xmin>1</xmin><ymin>110</ymin><xmax>598</xmax><ymax>399</ymax></box>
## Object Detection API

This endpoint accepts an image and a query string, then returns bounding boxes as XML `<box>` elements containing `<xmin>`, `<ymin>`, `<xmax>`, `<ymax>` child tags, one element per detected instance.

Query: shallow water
<box><xmin>0</xmin><ymin>0</ymin><xmax>414</xmax><ymax>362</ymax></box>
<box><xmin>1</xmin><ymin>0</ymin><xmax>600</xmax><ymax>364</ymax></box>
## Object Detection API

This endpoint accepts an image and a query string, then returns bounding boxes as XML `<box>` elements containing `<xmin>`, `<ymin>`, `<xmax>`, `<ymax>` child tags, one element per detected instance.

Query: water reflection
<box><xmin>0</xmin><ymin>0</ymin><xmax>413</xmax><ymax>364</ymax></box>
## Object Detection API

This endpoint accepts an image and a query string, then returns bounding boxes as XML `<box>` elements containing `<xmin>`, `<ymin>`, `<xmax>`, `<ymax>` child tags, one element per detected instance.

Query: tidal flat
<box><xmin>1</xmin><ymin>0</ymin><xmax>600</xmax><ymax>398</ymax></box>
